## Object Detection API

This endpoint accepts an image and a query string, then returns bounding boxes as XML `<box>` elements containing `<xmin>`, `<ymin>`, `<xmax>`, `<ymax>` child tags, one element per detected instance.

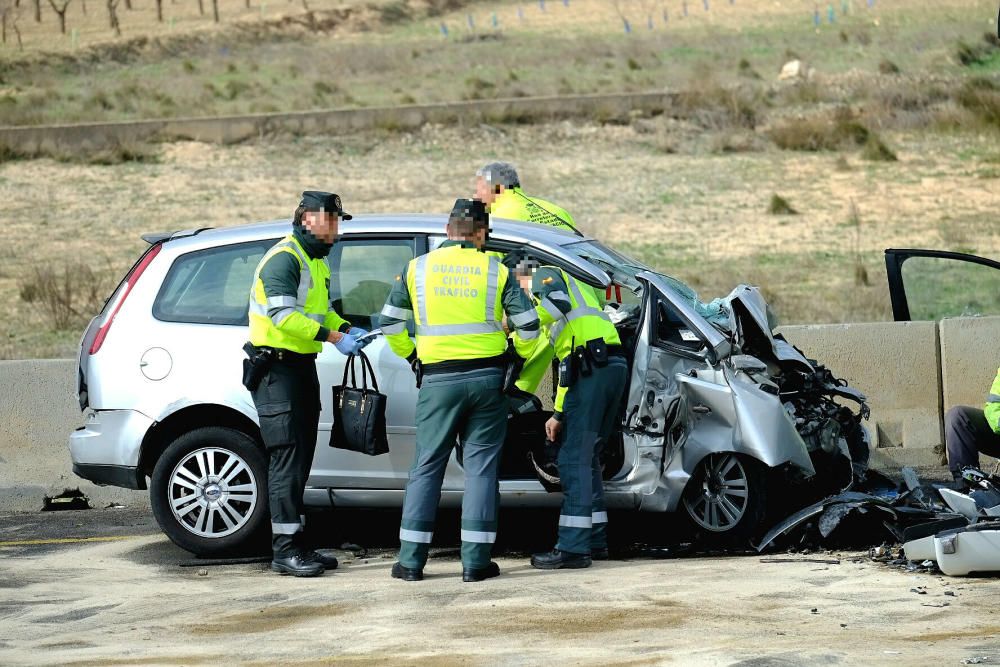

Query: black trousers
<box><xmin>945</xmin><ymin>405</ymin><xmax>1000</xmax><ymax>478</ymax></box>
<box><xmin>251</xmin><ymin>357</ymin><xmax>320</xmax><ymax>556</ymax></box>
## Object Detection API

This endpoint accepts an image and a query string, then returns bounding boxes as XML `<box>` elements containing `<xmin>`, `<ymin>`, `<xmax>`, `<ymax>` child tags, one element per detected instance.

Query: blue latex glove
<box><xmin>334</xmin><ymin>332</ymin><xmax>363</xmax><ymax>356</ymax></box>
<box><xmin>347</xmin><ymin>326</ymin><xmax>372</xmax><ymax>349</ymax></box>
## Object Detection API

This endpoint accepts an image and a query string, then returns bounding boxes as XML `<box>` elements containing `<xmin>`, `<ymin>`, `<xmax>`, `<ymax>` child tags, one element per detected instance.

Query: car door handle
<box><xmin>692</xmin><ymin>404</ymin><xmax>711</xmax><ymax>414</ymax></box>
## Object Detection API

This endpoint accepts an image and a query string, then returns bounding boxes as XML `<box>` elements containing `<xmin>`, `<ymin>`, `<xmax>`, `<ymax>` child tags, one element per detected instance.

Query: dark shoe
<box><xmin>530</xmin><ymin>549</ymin><xmax>592</xmax><ymax>570</ymax></box>
<box><xmin>462</xmin><ymin>561</ymin><xmax>500</xmax><ymax>582</ymax></box>
<box><xmin>591</xmin><ymin>547</ymin><xmax>610</xmax><ymax>561</ymax></box>
<box><xmin>391</xmin><ymin>561</ymin><xmax>423</xmax><ymax>581</ymax></box>
<box><xmin>271</xmin><ymin>554</ymin><xmax>324</xmax><ymax>577</ymax></box>
<box><xmin>303</xmin><ymin>550</ymin><xmax>339</xmax><ymax>570</ymax></box>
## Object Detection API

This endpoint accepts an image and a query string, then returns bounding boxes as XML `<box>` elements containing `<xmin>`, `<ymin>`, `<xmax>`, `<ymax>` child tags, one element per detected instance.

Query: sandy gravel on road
<box><xmin>1</xmin><ymin>533</ymin><xmax>999</xmax><ymax>666</ymax></box>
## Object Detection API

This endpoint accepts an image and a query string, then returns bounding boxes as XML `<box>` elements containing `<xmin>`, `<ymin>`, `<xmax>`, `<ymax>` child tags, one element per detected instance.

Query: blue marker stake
<box><xmin>813</xmin><ymin>7</ymin><xmax>820</xmax><ymax>26</ymax></box>
<box><xmin>468</xmin><ymin>13</ymin><xmax>475</xmax><ymax>29</ymax></box>
<box><xmin>663</xmin><ymin>8</ymin><xmax>668</xmax><ymax>22</ymax></box>
<box><xmin>563</xmin><ymin>0</ymin><xmax>568</xmax><ymax>6</ymax></box>
<box><xmin>647</xmin><ymin>15</ymin><xmax>653</xmax><ymax>29</ymax></box>
<box><xmin>682</xmin><ymin>1</ymin><xmax>688</xmax><ymax>17</ymax></box>
<box><xmin>828</xmin><ymin>5</ymin><xmax>835</xmax><ymax>23</ymax></box>
<box><xmin>518</xmin><ymin>6</ymin><xmax>524</xmax><ymax>20</ymax></box>
<box><xmin>623</xmin><ymin>18</ymin><xmax>631</xmax><ymax>33</ymax></box>
<box><xmin>539</xmin><ymin>0</ymin><xmax>545</xmax><ymax>11</ymax></box>
<box><xmin>841</xmin><ymin>0</ymin><xmax>848</xmax><ymax>14</ymax></box>
<box><xmin>440</xmin><ymin>22</ymin><xmax>449</xmax><ymax>36</ymax></box>
<box><xmin>492</xmin><ymin>12</ymin><xmax>498</xmax><ymax>27</ymax></box>
<box><xmin>703</xmin><ymin>0</ymin><xmax>709</xmax><ymax>11</ymax></box>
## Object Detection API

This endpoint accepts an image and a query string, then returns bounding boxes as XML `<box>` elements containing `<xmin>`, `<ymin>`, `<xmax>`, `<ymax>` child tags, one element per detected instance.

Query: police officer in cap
<box><xmin>379</xmin><ymin>198</ymin><xmax>540</xmax><ymax>582</ymax></box>
<box><xmin>247</xmin><ymin>191</ymin><xmax>369</xmax><ymax>577</ymax></box>
<box><xmin>474</xmin><ymin>162</ymin><xmax>580</xmax><ymax>234</ymax></box>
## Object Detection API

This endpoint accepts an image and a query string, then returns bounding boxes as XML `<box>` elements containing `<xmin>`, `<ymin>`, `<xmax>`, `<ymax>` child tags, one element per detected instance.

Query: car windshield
<box><xmin>563</xmin><ymin>240</ymin><xmax>648</xmax><ymax>293</ymax></box>
<box><xmin>566</xmin><ymin>239</ymin><xmax>731</xmax><ymax>326</ymax></box>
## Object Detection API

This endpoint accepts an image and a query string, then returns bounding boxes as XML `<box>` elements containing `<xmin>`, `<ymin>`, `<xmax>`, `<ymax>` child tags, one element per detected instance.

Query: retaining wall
<box><xmin>0</xmin><ymin>92</ymin><xmax>679</xmax><ymax>153</ymax></box>
<box><xmin>3</xmin><ymin>317</ymin><xmax>998</xmax><ymax>512</ymax></box>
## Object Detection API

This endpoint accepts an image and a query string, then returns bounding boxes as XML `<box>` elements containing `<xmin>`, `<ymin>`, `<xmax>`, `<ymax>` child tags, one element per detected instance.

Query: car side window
<box><xmin>654</xmin><ymin>295</ymin><xmax>706</xmax><ymax>356</ymax></box>
<box><xmin>328</xmin><ymin>237</ymin><xmax>418</xmax><ymax>329</ymax></box>
<box><xmin>900</xmin><ymin>256</ymin><xmax>1000</xmax><ymax>320</ymax></box>
<box><xmin>153</xmin><ymin>240</ymin><xmax>274</xmax><ymax>325</ymax></box>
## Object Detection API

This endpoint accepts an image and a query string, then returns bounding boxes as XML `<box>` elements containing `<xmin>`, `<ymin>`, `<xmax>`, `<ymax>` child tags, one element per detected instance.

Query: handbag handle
<box><xmin>358</xmin><ymin>350</ymin><xmax>380</xmax><ymax>393</ymax></box>
<box><xmin>341</xmin><ymin>352</ymin><xmax>359</xmax><ymax>388</ymax></box>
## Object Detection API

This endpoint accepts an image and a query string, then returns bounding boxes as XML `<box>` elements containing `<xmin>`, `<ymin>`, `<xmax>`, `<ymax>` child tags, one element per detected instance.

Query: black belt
<box><xmin>606</xmin><ymin>345</ymin><xmax>625</xmax><ymax>358</ymax></box>
<box><xmin>422</xmin><ymin>354</ymin><xmax>507</xmax><ymax>376</ymax></box>
<box><xmin>254</xmin><ymin>346</ymin><xmax>317</xmax><ymax>363</ymax></box>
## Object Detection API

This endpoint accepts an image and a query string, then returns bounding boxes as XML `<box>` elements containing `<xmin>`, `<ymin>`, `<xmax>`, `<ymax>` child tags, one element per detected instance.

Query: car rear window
<box><xmin>153</xmin><ymin>240</ymin><xmax>275</xmax><ymax>325</ymax></box>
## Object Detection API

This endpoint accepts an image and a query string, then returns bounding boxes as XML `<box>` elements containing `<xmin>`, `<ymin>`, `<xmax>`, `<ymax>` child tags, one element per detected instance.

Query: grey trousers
<box><xmin>945</xmin><ymin>405</ymin><xmax>1000</xmax><ymax>478</ymax></box>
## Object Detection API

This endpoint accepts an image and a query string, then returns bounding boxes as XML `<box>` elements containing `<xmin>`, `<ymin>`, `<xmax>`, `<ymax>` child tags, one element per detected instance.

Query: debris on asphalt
<box><xmin>757</xmin><ymin>465</ymin><xmax>1000</xmax><ymax>577</ymax></box>
<box><xmin>104</xmin><ymin>502</ymin><xmax>126</xmax><ymax>509</ymax></box>
<box><xmin>42</xmin><ymin>488</ymin><xmax>91</xmax><ymax>512</ymax></box>
<box><xmin>759</xmin><ymin>557</ymin><xmax>841</xmax><ymax>564</ymax></box>
<box><xmin>945</xmin><ymin>591</ymin><xmax>957</xmax><ymax>597</ymax></box>
<box><xmin>197</xmin><ymin>569</ymin><xmax>208</xmax><ymax>577</ymax></box>
<box><xmin>962</xmin><ymin>658</ymin><xmax>991</xmax><ymax>665</ymax></box>
<box><xmin>909</xmin><ymin>587</ymin><xmax>927</xmax><ymax>595</ymax></box>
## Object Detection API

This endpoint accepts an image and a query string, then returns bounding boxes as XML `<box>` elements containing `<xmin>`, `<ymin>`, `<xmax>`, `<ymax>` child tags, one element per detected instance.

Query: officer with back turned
<box><xmin>379</xmin><ymin>198</ymin><xmax>540</xmax><ymax>582</ymax></box>
<box><xmin>245</xmin><ymin>191</ymin><xmax>368</xmax><ymax>577</ymax></box>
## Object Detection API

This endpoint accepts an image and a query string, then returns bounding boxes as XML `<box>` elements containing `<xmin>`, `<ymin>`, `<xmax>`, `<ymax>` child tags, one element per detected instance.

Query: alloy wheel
<box><xmin>167</xmin><ymin>447</ymin><xmax>258</xmax><ymax>538</ymax></box>
<box><xmin>683</xmin><ymin>453</ymin><xmax>750</xmax><ymax>532</ymax></box>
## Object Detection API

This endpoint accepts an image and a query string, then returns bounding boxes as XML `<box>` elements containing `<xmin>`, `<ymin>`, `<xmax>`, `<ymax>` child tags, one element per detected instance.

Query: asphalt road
<box><xmin>1</xmin><ymin>506</ymin><xmax>999</xmax><ymax>666</ymax></box>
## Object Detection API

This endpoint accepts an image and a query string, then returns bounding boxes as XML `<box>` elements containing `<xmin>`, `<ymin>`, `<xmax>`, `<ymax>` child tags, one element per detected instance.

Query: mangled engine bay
<box><xmin>625</xmin><ymin>278</ymin><xmax>873</xmax><ymax>525</ymax></box>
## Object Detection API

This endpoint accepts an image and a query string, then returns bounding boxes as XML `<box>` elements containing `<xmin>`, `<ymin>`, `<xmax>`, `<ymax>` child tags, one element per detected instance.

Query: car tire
<box><xmin>150</xmin><ymin>427</ymin><xmax>269</xmax><ymax>557</ymax></box>
<box><xmin>681</xmin><ymin>453</ymin><xmax>767</xmax><ymax>544</ymax></box>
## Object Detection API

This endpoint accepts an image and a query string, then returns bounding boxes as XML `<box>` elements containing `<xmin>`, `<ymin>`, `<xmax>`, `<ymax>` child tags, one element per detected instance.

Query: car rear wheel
<box><xmin>150</xmin><ymin>427</ymin><xmax>268</xmax><ymax>556</ymax></box>
<box><xmin>682</xmin><ymin>453</ymin><xmax>767</xmax><ymax>543</ymax></box>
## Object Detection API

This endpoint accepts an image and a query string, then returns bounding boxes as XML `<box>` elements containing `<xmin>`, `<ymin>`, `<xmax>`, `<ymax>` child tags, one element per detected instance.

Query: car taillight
<box><xmin>89</xmin><ymin>243</ymin><xmax>163</xmax><ymax>355</ymax></box>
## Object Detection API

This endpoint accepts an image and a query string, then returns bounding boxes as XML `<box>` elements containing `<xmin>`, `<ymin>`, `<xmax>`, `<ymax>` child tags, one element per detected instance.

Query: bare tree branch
<box><xmin>46</xmin><ymin>0</ymin><xmax>71</xmax><ymax>34</ymax></box>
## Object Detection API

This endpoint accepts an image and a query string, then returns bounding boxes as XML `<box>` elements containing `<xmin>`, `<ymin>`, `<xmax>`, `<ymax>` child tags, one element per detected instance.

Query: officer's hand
<box><xmin>334</xmin><ymin>334</ymin><xmax>363</xmax><ymax>356</ymax></box>
<box><xmin>545</xmin><ymin>416</ymin><xmax>562</xmax><ymax>442</ymax></box>
<box><xmin>347</xmin><ymin>326</ymin><xmax>371</xmax><ymax>349</ymax></box>
<box><xmin>326</xmin><ymin>330</ymin><xmax>344</xmax><ymax>344</ymax></box>
<box><xmin>501</xmin><ymin>317</ymin><xmax>510</xmax><ymax>334</ymax></box>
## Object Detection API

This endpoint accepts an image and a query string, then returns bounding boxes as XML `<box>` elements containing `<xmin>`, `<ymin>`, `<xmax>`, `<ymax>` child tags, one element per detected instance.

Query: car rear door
<box><xmin>310</xmin><ymin>234</ymin><xmax>425</xmax><ymax>490</ymax></box>
<box><xmin>885</xmin><ymin>249</ymin><xmax>1000</xmax><ymax>321</ymax></box>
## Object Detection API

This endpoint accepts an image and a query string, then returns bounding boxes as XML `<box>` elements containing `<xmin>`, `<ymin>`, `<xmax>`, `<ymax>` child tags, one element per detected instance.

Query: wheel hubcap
<box><xmin>168</xmin><ymin>447</ymin><xmax>258</xmax><ymax>538</ymax></box>
<box><xmin>683</xmin><ymin>453</ymin><xmax>750</xmax><ymax>532</ymax></box>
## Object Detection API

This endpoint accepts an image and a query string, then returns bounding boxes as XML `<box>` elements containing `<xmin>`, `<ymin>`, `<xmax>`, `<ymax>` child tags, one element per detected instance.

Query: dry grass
<box><xmin>1</xmin><ymin>121</ymin><xmax>998</xmax><ymax>358</ymax></box>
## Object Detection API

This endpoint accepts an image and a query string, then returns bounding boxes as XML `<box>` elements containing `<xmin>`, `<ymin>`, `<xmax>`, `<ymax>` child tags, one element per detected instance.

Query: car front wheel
<box><xmin>150</xmin><ymin>427</ymin><xmax>268</xmax><ymax>556</ymax></box>
<box><xmin>682</xmin><ymin>452</ymin><xmax>767</xmax><ymax>543</ymax></box>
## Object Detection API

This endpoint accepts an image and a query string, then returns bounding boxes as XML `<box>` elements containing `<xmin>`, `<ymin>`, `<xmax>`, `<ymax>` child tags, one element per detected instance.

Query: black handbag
<box><xmin>329</xmin><ymin>351</ymin><xmax>389</xmax><ymax>456</ymax></box>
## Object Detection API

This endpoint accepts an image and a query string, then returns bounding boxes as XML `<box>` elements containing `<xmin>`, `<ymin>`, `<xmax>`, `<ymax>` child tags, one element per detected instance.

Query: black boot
<box><xmin>391</xmin><ymin>562</ymin><xmax>423</xmax><ymax>581</ymax></box>
<box><xmin>591</xmin><ymin>547</ymin><xmax>610</xmax><ymax>561</ymax></box>
<box><xmin>303</xmin><ymin>550</ymin><xmax>339</xmax><ymax>570</ymax></box>
<box><xmin>271</xmin><ymin>554</ymin><xmax>324</xmax><ymax>577</ymax></box>
<box><xmin>462</xmin><ymin>561</ymin><xmax>500</xmax><ymax>582</ymax></box>
<box><xmin>531</xmin><ymin>549</ymin><xmax>592</xmax><ymax>570</ymax></box>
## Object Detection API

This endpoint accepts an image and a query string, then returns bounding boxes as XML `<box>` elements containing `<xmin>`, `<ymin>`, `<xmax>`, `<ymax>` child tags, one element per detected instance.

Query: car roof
<box><xmin>156</xmin><ymin>214</ymin><xmax>588</xmax><ymax>251</ymax></box>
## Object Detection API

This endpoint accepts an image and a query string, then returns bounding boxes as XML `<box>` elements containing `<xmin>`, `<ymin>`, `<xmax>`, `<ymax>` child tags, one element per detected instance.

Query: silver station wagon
<box><xmin>70</xmin><ymin>217</ymin><xmax>871</xmax><ymax>555</ymax></box>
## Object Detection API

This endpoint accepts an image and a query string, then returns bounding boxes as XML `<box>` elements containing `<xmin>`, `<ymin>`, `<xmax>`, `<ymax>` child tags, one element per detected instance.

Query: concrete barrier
<box><xmin>3</xmin><ymin>317</ymin><xmax>998</xmax><ymax>512</ymax></box>
<box><xmin>0</xmin><ymin>359</ymin><xmax>149</xmax><ymax>512</ymax></box>
<box><xmin>0</xmin><ymin>91</ymin><xmax>680</xmax><ymax>153</ymax></box>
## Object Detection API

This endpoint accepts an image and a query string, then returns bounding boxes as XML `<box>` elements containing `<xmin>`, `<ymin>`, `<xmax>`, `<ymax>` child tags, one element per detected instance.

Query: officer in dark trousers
<box><xmin>526</xmin><ymin>265</ymin><xmax>627</xmax><ymax>569</ymax></box>
<box><xmin>246</xmin><ymin>191</ymin><xmax>367</xmax><ymax>577</ymax></box>
<box><xmin>379</xmin><ymin>198</ymin><xmax>540</xmax><ymax>582</ymax></box>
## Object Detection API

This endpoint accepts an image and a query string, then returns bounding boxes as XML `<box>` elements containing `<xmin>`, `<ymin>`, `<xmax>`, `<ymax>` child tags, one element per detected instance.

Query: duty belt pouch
<box><xmin>502</xmin><ymin>338</ymin><xmax>526</xmax><ymax>395</ymax></box>
<box><xmin>241</xmin><ymin>342</ymin><xmax>272</xmax><ymax>391</ymax></box>
<box><xmin>573</xmin><ymin>345</ymin><xmax>592</xmax><ymax>377</ymax></box>
<box><xmin>330</xmin><ymin>351</ymin><xmax>389</xmax><ymax>456</ymax></box>
<box><xmin>586</xmin><ymin>338</ymin><xmax>609</xmax><ymax>367</ymax></box>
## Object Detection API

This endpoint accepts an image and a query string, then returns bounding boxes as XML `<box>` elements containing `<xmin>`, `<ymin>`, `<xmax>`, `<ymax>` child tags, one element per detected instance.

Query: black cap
<box><xmin>449</xmin><ymin>198</ymin><xmax>489</xmax><ymax>228</ymax></box>
<box><xmin>299</xmin><ymin>191</ymin><xmax>352</xmax><ymax>220</ymax></box>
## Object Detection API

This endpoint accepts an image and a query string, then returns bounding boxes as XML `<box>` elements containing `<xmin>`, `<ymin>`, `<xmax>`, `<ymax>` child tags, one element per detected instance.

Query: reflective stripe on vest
<box><xmin>548</xmin><ymin>273</ymin><xmax>612</xmax><ymax>346</ymax></box>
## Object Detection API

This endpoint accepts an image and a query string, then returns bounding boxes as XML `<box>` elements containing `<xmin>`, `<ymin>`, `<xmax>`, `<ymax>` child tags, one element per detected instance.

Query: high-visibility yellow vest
<box><xmin>545</xmin><ymin>269</ymin><xmax>620</xmax><ymax>361</ymax></box>
<box><xmin>406</xmin><ymin>244</ymin><xmax>508</xmax><ymax>364</ymax></box>
<box><xmin>248</xmin><ymin>235</ymin><xmax>330</xmax><ymax>354</ymax></box>
<box><xmin>985</xmin><ymin>368</ymin><xmax>1000</xmax><ymax>433</ymax></box>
